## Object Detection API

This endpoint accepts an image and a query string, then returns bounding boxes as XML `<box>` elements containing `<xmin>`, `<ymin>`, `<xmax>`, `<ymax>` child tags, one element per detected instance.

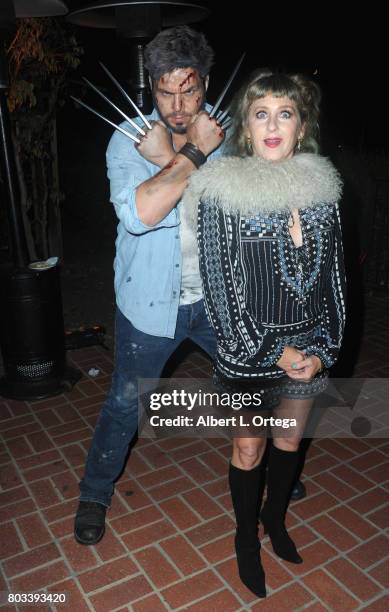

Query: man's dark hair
<box><xmin>144</xmin><ymin>25</ymin><xmax>214</xmax><ymax>81</ymax></box>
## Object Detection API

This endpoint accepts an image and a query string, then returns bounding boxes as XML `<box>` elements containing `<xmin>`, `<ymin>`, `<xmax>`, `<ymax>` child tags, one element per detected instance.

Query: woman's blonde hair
<box><xmin>226</xmin><ymin>68</ymin><xmax>321</xmax><ymax>156</ymax></box>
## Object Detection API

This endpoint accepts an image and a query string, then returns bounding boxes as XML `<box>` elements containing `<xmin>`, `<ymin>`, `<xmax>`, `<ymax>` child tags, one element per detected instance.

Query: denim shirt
<box><xmin>106</xmin><ymin>105</ymin><xmax>223</xmax><ymax>338</ymax></box>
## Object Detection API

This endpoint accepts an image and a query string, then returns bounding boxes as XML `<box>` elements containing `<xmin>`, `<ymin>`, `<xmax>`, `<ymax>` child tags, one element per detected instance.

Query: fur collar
<box><xmin>182</xmin><ymin>153</ymin><xmax>342</xmax><ymax>228</ymax></box>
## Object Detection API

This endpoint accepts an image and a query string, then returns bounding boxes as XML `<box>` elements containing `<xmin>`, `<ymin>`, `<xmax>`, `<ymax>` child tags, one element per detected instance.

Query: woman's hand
<box><xmin>286</xmin><ymin>354</ymin><xmax>323</xmax><ymax>381</ymax></box>
<box><xmin>276</xmin><ymin>346</ymin><xmax>305</xmax><ymax>372</ymax></box>
<box><xmin>276</xmin><ymin>347</ymin><xmax>322</xmax><ymax>381</ymax></box>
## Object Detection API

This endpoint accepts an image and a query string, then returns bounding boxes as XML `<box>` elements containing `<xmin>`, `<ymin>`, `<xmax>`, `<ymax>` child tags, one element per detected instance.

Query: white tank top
<box><xmin>179</xmin><ymin>205</ymin><xmax>203</xmax><ymax>305</ymax></box>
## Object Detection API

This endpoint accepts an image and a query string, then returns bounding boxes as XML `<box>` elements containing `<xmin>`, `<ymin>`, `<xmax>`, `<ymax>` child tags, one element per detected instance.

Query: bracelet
<box><xmin>178</xmin><ymin>142</ymin><xmax>207</xmax><ymax>169</ymax></box>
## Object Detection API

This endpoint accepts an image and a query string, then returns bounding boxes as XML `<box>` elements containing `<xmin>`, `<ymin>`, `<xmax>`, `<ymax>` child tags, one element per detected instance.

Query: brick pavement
<box><xmin>0</xmin><ymin>296</ymin><xmax>388</xmax><ymax>611</ymax></box>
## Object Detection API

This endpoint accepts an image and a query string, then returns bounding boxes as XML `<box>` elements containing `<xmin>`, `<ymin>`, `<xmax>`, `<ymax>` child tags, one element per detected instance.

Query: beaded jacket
<box><xmin>182</xmin><ymin>153</ymin><xmax>346</xmax><ymax>379</ymax></box>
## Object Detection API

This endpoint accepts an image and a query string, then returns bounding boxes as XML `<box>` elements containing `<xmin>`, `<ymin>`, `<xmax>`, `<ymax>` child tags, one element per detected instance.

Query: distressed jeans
<box><xmin>79</xmin><ymin>300</ymin><xmax>216</xmax><ymax>507</ymax></box>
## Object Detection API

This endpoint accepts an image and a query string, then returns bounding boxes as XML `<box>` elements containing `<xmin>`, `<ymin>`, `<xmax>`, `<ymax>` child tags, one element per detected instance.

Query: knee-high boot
<box><xmin>260</xmin><ymin>444</ymin><xmax>303</xmax><ymax>564</ymax></box>
<box><xmin>229</xmin><ymin>462</ymin><xmax>266</xmax><ymax>598</ymax></box>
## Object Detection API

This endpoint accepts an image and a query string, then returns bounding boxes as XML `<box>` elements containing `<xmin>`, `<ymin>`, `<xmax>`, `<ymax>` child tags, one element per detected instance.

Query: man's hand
<box><xmin>136</xmin><ymin>120</ymin><xmax>175</xmax><ymax>167</ymax></box>
<box><xmin>186</xmin><ymin>111</ymin><xmax>225</xmax><ymax>156</ymax></box>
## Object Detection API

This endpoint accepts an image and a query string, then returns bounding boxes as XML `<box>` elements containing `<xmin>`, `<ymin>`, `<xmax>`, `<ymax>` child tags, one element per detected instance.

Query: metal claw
<box><xmin>82</xmin><ymin>77</ymin><xmax>146</xmax><ymax>136</ymax></box>
<box><xmin>217</xmin><ymin>106</ymin><xmax>231</xmax><ymax>124</ymax></box>
<box><xmin>221</xmin><ymin>117</ymin><xmax>233</xmax><ymax>130</ymax></box>
<box><xmin>99</xmin><ymin>62</ymin><xmax>152</xmax><ymax>130</ymax></box>
<box><xmin>209</xmin><ymin>53</ymin><xmax>246</xmax><ymax>118</ymax></box>
<box><xmin>70</xmin><ymin>96</ymin><xmax>141</xmax><ymax>144</ymax></box>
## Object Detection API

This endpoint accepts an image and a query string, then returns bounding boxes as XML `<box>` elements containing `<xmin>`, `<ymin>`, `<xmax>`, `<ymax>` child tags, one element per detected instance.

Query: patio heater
<box><xmin>0</xmin><ymin>0</ymin><xmax>81</xmax><ymax>400</ymax></box>
<box><xmin>67</xmin><ymin>1</ymin><xmax>210</xmax><ymax>113</ymax></box>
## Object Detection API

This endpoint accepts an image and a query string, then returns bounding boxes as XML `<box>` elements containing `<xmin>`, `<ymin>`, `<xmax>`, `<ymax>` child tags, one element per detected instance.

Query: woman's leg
<box><xmin>272</xmin><ymin>396</ymin><xmax>313</xmax><ymax>452</ymax></box>
<box><xmin>229</xmin><ymin>437</ymin><xmax>267</xmax><ymax>598</ymax></box>
<box><xmin>260</xmin><ymin>397</ymin><xmax>313</xmax><ymax>564</ymax></box>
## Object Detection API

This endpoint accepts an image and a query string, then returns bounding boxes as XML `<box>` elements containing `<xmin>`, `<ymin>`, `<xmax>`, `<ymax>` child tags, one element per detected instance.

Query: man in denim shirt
<box><xmin>74</xmin><ymin>26</ymin><xmax>225</xmax><ymax>544</ymax></box>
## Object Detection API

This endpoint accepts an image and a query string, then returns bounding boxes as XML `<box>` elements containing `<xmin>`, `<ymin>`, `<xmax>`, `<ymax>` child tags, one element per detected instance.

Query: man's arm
<box><xmin>106</xmin><ymin>125</ymin><xmax>178</xmax><ymax>236</ymax></box>
<box><xmin>136</xmin><ymin>112</ymin><xmax>224</xmax><ymax>226</ymax></box>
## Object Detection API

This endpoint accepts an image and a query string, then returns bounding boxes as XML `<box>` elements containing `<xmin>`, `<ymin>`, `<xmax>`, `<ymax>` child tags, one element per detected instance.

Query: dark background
<box><xmin>63</xmin><ymin>1</ymin><xmax>386</xmax><ymax>151</ymax></box>
<box><xmin>55</xmin><ymin>2</ymin><xmax>385</xmax><ymax>340</ymax></box>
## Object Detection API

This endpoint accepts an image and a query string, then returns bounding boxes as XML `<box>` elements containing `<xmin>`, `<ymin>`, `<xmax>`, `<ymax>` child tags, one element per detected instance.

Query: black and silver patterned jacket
<box><xmin>182</xmin><ymin>153</ymin><xmax>346</xmax><ymax>379</ymax></box>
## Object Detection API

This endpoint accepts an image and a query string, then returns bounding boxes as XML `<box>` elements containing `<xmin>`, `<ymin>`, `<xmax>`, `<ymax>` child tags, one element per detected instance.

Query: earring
<box><xmin>297</xmin><ymin>138</ymin><xmax>302</xmax><ymax>151</ymax></box>
<box><xmin>246</xmin><ymin>137</ymin><xmax>253</xmax><ymax>154</ymax></box>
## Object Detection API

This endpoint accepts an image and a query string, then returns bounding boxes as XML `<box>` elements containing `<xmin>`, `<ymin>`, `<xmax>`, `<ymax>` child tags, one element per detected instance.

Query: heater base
<box><xmin>0</xmin><ymin>365</ymin><xmax>82</xmax><ymax>401</ymax></box>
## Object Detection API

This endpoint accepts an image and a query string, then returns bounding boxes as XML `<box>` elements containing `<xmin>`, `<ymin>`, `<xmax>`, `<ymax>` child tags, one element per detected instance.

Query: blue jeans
<box><xmin>79</xmin><ymin>300</ymin><xmax>216</xmax><ymax>507</ymax></box>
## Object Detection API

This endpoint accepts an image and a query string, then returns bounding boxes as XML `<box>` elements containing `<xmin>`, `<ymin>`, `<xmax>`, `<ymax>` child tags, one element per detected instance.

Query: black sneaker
<box><xmin>290</xmin><ymin>480</ymin><xmax>306</xmax><ymax>501</ymax></box>
<box><xmin>74</xmin><ymin>501</ymin><xmax>106</xmax><ymax>545</ymax></box>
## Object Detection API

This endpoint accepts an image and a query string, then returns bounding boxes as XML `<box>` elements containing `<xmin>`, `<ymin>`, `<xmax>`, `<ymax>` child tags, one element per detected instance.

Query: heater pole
<box><xmin>0</xmin><ymin>43</ymin><xmax>29</xmax><ymax>267</ymax></box>
<box><xmin>0</xmin><ymin>1</ymin><xmax>82</xmax><ymax>401</ymax></box>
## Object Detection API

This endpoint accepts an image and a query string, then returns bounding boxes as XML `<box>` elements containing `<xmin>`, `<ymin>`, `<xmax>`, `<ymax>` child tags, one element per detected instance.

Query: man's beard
<box><xmin>165</xmin><ymin>121</ymin><xmax>188</xmax><ymax>135</ymax></box>
<box><xmin>153</xmin><ymin>94</ymin><xmax>206</xmax><ymax>134</ymax></box>
<box><xmin>158</xmin><ymin>111</ymin><xmax>191</xmax><ymax>134</ymax></box>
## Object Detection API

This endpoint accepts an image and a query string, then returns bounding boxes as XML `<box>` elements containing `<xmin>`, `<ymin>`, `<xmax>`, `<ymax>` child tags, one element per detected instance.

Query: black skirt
<box><xmin>213</xmin><ymin>367</ymin><xmax>329</xmax><ymax>411</ymax></box>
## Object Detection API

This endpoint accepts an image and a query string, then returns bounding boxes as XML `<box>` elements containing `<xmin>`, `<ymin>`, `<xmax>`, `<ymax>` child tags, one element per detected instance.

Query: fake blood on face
<box><xmin>179</xmin><ymin>72</ymin><xmax>195</xmax><ymax>89</ymax></box>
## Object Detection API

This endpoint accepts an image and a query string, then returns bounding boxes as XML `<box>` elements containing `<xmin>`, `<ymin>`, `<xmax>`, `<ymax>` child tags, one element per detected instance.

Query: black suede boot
<box><xmin>260</xmin><ymin>445</ymin><xmax>303</xmax><ymax>564</ymax></box>
<box><xmin>229</xmin><ymin>462</ymin><xmax>266</xmax><ymax>598</ymax></box>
